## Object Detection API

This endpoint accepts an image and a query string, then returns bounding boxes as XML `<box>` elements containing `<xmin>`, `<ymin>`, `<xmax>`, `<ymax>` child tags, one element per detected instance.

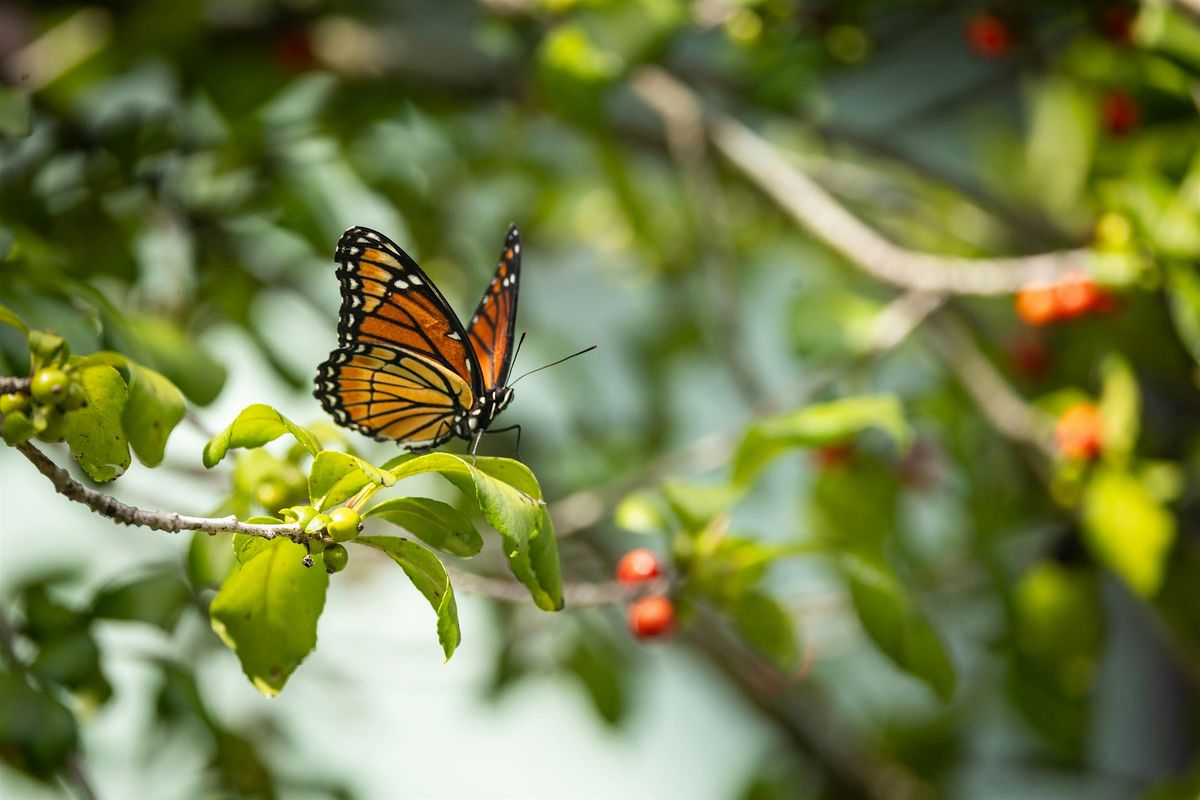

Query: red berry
<box><xmin>1101</xmin><ymin>90</ymin><xmax>1139</xmax><ymax>136</ymax></box>
<box><xmin>628</xmin><ymin>596</ymin><xmax>675</xmax><ymax>639</ymax></box>
<box><xmin>616</xmin><ymin>548</ymin><xmax>661</xmax><ymax>584</ymax></box>
<box><xmin>1055</xmin><ymin>403</ymin><xmax>1104</xmax><ymax>461</ymax></box>
<box><xmin>1053</xmin><ymin>271</ymin><xmax>1101</xmax><ymax>319</ymax></box>
<box><xmin>1015</xmin><ymin>285</ymin><xmax>1058</xmax><ymax>325</ymax></box>
<box><xmin>965</xmin><ymin>13</ymin><xmax>1011</xmax><ymax>58</ymax></box>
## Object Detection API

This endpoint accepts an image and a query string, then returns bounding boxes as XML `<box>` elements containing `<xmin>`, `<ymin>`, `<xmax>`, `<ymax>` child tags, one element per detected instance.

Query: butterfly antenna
<box><xmin>509</xmin><ymin>331</ymin><xmax>528</xmax><ymax>373</ymax></box>
<box><xmin>509</xmin><ymin>345</ymin><xmax>598</xmax><ymax>386</ymax></box>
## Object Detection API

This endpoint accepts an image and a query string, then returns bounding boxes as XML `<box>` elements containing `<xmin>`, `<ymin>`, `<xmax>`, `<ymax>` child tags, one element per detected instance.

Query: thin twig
<box><xmin>65</xmin><ymin>755</ymin><xmax>99</xmax><ymax>800</ymax></box>
<box><xmin>924</xmin><ymin>314</ymin><xmax>1057</xmax><ymax>456</ymax></box>
<box><xmin>15</xmin><ymin>442</ymin><xmax>307</xmax><ymax>540</ymax></box>
<box><xmin>630</xmin><ymin>68</ymin><xmax>1089</xmax><ymax>296</ymax></box>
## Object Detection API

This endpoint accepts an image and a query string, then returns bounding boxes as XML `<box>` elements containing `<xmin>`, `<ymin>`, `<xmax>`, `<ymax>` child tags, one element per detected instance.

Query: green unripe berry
<box><xmin>282</xmin><ymin>505</ymin><xmax>319</xmax><ymax>529</ymax></box>
<box><xmin>60</xmin><ymin>380</ymin><xmax>86</xmax><ymax>411</ymax></box>
<box><xmin>255</xmin><ymin>481</ymin><xmax>289</xmax><ymax>512</ymax></box>
<box><xmin>327</xmin><ymin>507</ymin><xmax>362</xmax><ymax>542</ymax></box>
<box><xmin>31</xmin><ymin>368</ymin><xmax>70</xmax><ymax>406</ymax></box>
<box><xmin>306</xmin><ymin>537</ymin><xmax>328</xmax><ymax>555</ymax></box>
<box><xmin>324</xmin><ymin>543</ymin><xmax>349</xmax><ymax>573</ymax></box>
<box><xmin>36</xmin><ymin>408</ymin><xmax>67</xmax><ymax>443</ymax></box>
<box><xmin>0</xmin><ymin>393</ymin><xmax>30</xmax><ymax>415</ymax></box>
<box><xmin>306</xmin><ymin>513</ymin><xmax>332</xmax><ymax>535</ymax></box>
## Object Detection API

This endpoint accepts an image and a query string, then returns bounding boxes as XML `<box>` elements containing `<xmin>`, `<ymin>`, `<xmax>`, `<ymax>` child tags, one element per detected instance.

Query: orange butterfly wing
<box><xmin>467</xmin><ymin>224</ymin><xmax>521</xmax><ymax>392</ymax></box>
<box><xmin>315</xmin><ymin>227</ymin><xmax>479</xmax><ymax>449</ymax></box>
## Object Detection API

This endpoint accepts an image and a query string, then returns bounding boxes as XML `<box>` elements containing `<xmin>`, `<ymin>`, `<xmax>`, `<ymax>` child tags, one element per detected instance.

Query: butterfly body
<box><xmin>314</xmin><ymin>225</ymin><xmax>521</xmax><ymax>452</ymax></box>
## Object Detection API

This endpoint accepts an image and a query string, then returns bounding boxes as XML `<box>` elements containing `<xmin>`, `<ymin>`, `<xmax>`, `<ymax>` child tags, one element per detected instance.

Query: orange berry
<box><xmin>1053</xmin><ymin>271</ymin><xmax>1101</xmax><ymax>319</ymax></box>
<box><xmin>628</xmin><ymin>596</ymin><xmax>675</xmax><ymax>639</ymax></box>
<box><xmin>616</xmin><ymin>548</ymin><xmax>662</xmax><ymax>584</ymax></box>
<box><xmin>1055</xmin><ymin>403</ymin><xmax>1104</xmax><ymax>461</ymax></box>
<box><xmin>1015</xmin><ymin>285</ymin><xmax>1059</xmax><ymax>325</ymax></box>
<box><xmin>965</xmin><ymin>13</ymin><xmax>1011</xmax><ymax>58</ymax></box>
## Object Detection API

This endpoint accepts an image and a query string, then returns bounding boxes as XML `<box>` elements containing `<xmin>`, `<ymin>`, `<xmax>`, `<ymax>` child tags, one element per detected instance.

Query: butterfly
<box><xmin>314</xmin><ymin>225</ymin><xmax>523</xmax><ymax>453</ymax></box>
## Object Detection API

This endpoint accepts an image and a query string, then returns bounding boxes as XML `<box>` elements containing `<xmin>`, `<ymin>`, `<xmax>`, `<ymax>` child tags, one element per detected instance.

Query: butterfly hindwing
<box><xmin>467</xmin><ymin>224</ymin><xmax>521</xmax><ymax>392</ymax></box>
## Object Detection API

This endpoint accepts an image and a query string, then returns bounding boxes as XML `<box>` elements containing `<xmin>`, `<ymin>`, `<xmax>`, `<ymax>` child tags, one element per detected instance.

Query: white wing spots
<box><xmin>350</xmin><ymin>295</ymin><xmax>362</xmax><ymax>308</ymax></box>
<box><xmin>362</xmin><ymin>230</ymin><xmax>380</xmax><ymax>241</ymax></box>
<box><xmin>513</xmin><ymin>243</ymin><xmax>520</xmax><ymax>254</ymax></box>
<box><xmin>347</xmin><ymin>246</ymin><xmax>360</xmax><ymax>255</ymax></box>
<box><xmin>482</xmin><ymin>296</ymin><xmax>490</xmax><ymax>305</ymax></box>
<box><xmin>347</xmin><ymin>277</ymin><xmax>360</xmax><ymax>289</ymax></box>
<box><xmin>490</xmin><ymin>278</ymin><xmax>498</xmax><ymax>287</ymax></box>
<box><xmin>393</xmin><ymin>278</ymin><xmax>409</xmax><ymax>289</ymax></box>
<box><xmin>409</xmin><ymin>275</ymin><xmax>423</xmax><ymax>285</ymax></box>
<box><xmin>502</xmin><ymin>275</ymin><xmax>515</xmax><ymax>287</ymax></box>
<box><xmin>446</xmin><ymin>331</ymin><xmax>461</xmax><ymax>340</ymax></box>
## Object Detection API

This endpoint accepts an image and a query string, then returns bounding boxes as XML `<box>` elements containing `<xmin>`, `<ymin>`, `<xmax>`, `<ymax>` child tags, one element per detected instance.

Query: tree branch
<box><xmin>924</xmin><ymin>314</ymin><xmax>1057</xmax><ymax>456</ymax></box>
<box><xmin>630</xmin><ymin>68</ymin><xmax>1089</xmax><ymax>296</ymax></box>
<box><xmin>14</xmin><ymin>442</ymin><xmax>307</xmax><ymax>540</ymax></box>
<box><xmin>0</xmin><ymin>376</ymin><xmax>30</xmax><ymax>394</ymax></box>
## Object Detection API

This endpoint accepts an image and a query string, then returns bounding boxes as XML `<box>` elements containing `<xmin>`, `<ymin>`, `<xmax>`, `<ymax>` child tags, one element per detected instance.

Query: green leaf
<box><xmin>1166</xmin><ymin>262</ymin><xmax>1200</xmax><ymax>364</ymax></box>
<box><xmin>566</xmin><ymin>640</ymin><xmax>626</xmax><ymax>726</ymax></box>
<box><xmin>0</xmin><ymin>86</ymin><xmax>32</xmax><ymax>138</ymax></box>
<box><xmin>308</xmin><ymin>450</ymin><xmax>395</xmax><ymax>510</ymax></box>
<box><xmin>232</xmin><ymin>517</ymin><xmax>285</xmax><ymax>565</ymax></box>
<box><xmin>0</xmin><ymin>301</ymin><xmax>28</xmax><ymax>334</ymax></box>
<box><xmin>63</xmin><ymin>365</ymin><xmax>131</xmax><ymax>482</ymax></box>
<box><xmin>809</xmin><ymin>455</ymin><xmax>899</xmax><ymax>553</ymax></box>
<box><xmin>209</xmin><ymin>539</ymin><xmax>328</xmax><ymax>696</ymax></box>
<box><xmin>91</xmin><ymin>571</ymin><xmax>192</xmax><ymax>630</ymax></box>
<box><xmin>839</xmin><ymin>553</ymin><xmax>956</xmax><ymax>700</ymax></box>
<box><xmin>1082</xmin><ymin>467</ymin><xmax>1176</xmax><ymax>597</ymax></box>
<box><xmin>1098</xmin><ymin>355</ymin><xmax>1139</xmax><ymax>463</ymax></box>
<box><xmin>1</xmin><ymin>411</ymin><xmax>37</xmax><ymax>446</ymax></box>
<box><xmin>660</xmin><ymin>480</ymin><xmax>744</xmax><ymax>532</ymax></box>
<box><xmin>358</xmin><ymin>536</ymin><xmax>460</xmax><ymax>660</ymax></box>
<box><xmin>381</xmin><ymin>454</ymin><xmax>562</xmax><ymax>610</ymax></box>
<box><xmin>731</xmin><ymin>591</ymin><xmax>801</xmax><ymax>672</ymax></box>
<box><xmin>1025</xmin><ymin>77</ymin><xmax>1096</xmax><ymax>214</ymax></box>
<box><xmin>363</xmin><ymin>497</ymin><xmax>482</xmax><ymax>557</ymax></box>
<box><xmin>734</xmin><ymin>394</ymin><xmax>911</xmax><ymax>486</ymax></box>
<box><xmin>122</xmin><ymin>363</ymin><xmax>186</xmax><ymax>467</ymax></box>
<box><xmin>614</xmin><ymin>489</ymin><xmax>668</xmax><ymax>535</ymax></box>
<box><xmin>202</xmin><ymin>404</ymin><xmax>322</xmax><ymax>468</ymax></box>
<box><xmin>0</xmin><ymin>673</ymin><xmax>78</xmax><ymax>781</ymax></box>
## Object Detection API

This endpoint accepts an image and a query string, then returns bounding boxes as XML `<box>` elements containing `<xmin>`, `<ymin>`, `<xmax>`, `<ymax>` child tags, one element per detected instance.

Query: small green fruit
<box><xmin>31</xmin><ymin>368</ymin><xmax>70</xmax><ymax>406</ymax></box>
<box><xmin>255</xmin><ymin>482</ymin><xmax>289</xmax><ymax>512</ymax></box>
<box><xmin>60</xmin><ymin>380</ymin><xmax>86</xmax><ymax>411</ymax></box>
<box><xmin>0</xmin><ymin>393</ymin><xmax>30</xmax><ymax>415</ymax></box>
<box><xmin>324</xmin><ymin>543</ymin><xmax>349</xmax><ymax>573</ymax></box>
<box><xmin>282</xmin><ymin>505</ymin><xmax>319</xmax><ymax>529</ymax></box>
<box><xmin>35</xmin><ymin>408</ymin><xmax>67</xmax><ymax>443</ymax></box>
<box><xmin>327</xmin><ymin>507</ymin><xmax>362</xmax><ymax>542</ymax></box>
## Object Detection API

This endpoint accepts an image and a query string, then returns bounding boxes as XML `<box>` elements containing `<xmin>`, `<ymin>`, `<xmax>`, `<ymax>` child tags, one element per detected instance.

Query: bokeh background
<box><xmin>4</xmin><ymin>0</ymin><xmax>1200</xmax><ymax>798</ymax></box>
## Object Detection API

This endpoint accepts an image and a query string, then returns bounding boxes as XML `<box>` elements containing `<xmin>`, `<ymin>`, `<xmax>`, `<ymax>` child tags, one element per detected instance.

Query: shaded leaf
<box><xmin>0</xmin><ymin>673</ymin><xmax>78</xmax><ymax>782</ymax></box>
<box><xmin>839</xmin><ymin>553</ymin><xmax>956</xmax><ymax>700</ymax></box>
<box><xmin>358</xmin><ymin>536</ymin><xmax>460</xmax><ymax>660</ymax></box>
<box><xmin>734</xmin><ymin>394</ymin><xmax>911</xmax><ymax>486</ymax></box>
<box><xmin>122</xmin><ymin>363</ymin><xmax>186</xmax><ymax>466</ymax></box>
<box><xmin>63</xmin><ymin>365</ymin><xmax>130</xmax><ymax>482</ymax></box>
<box><xmin>0</xmin><ymin>301</ymin><xmax>28</xmax><ymax>334</ymax></box>
<box><xmin>91</xmin><ymin>570</ymin><xmax>192</xmax><ymax>630</ymax></box>
<box><xmin>209</xmin><ymin>539</ymin><xmax>328</xmax><ymax>696</ymax></box>
<box><xmin>731</xmin><ymin>591</ymin><xmax>801</xmax><ymax>672</ymax></box>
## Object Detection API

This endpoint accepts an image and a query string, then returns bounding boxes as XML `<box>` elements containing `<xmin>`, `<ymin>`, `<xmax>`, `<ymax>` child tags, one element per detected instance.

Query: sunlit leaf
<box><xmin>1097</xmin><ymin>355</ymin><xmax>1139</xmax><ymax>463</ymax></box>
<box><xmin>122</xmin><ymin>363</ymin><xmax>186</xmax><ymax>467</ymax></box>
<box><xmin>1082</xmin><ymin>467</ymin><xmax>1175</xmax><ymax>597</ymax></box>
<box><xmin>0</xmin><ymin>301</ymin><xmax>28</xmax><ymax>334</ymax></box>
<box><xmin>308</xmin><ymin>450</ymin><xmax>395</xmax><ymax>510</ymax></box>
<box><xmin>202</xmin><ymin>404</ymin><xmax>322</xmax><ymax>468</ymax></box>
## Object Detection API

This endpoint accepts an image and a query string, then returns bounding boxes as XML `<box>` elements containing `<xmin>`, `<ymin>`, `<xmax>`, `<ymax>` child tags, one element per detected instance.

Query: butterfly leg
<box><xmin>483</xmin><ymin>424</ymin><xmax>523</xmax><ymax>460</ymax></box>
<box><xmin>470</xmin><ymin>429</ymin><xmax>485</xmax><ymax>464</ymax></box>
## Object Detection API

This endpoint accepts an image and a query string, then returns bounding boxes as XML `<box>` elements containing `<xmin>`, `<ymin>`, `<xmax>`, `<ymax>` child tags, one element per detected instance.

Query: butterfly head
<box><xmin>457</xmin><ymin>387</ymin><xmax>515</xmax><ymax>439</ymax></box>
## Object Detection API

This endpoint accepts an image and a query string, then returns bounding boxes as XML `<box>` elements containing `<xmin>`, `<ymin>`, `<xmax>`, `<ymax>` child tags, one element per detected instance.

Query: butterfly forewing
<box><xmin>467</xmin><ymin>224</ymin><xmax>521</xmax><ymax>392</ymax></box>
<box><xmin>334</xmin><ymin>227</ymin><xmax>480</xmax><ymax>395</ymax></box>
<box><xmin>315</xmin><ymin>226</ymin><xmax>483</xmax><ymax>450</ymax></box>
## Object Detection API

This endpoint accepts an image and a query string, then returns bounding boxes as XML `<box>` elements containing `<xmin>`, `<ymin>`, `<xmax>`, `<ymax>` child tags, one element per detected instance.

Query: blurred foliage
<box><xmin>6</xmin><ymin>0</ymin><xmax>1200</xmax><ymax>797</ymax></box>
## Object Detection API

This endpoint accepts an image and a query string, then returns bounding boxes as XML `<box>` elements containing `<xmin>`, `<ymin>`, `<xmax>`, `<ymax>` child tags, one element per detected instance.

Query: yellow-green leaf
<box><xmin>1082</xmin><ymin>467</ymin><xmax>1175</xmax><ymax>597</ymax></box>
